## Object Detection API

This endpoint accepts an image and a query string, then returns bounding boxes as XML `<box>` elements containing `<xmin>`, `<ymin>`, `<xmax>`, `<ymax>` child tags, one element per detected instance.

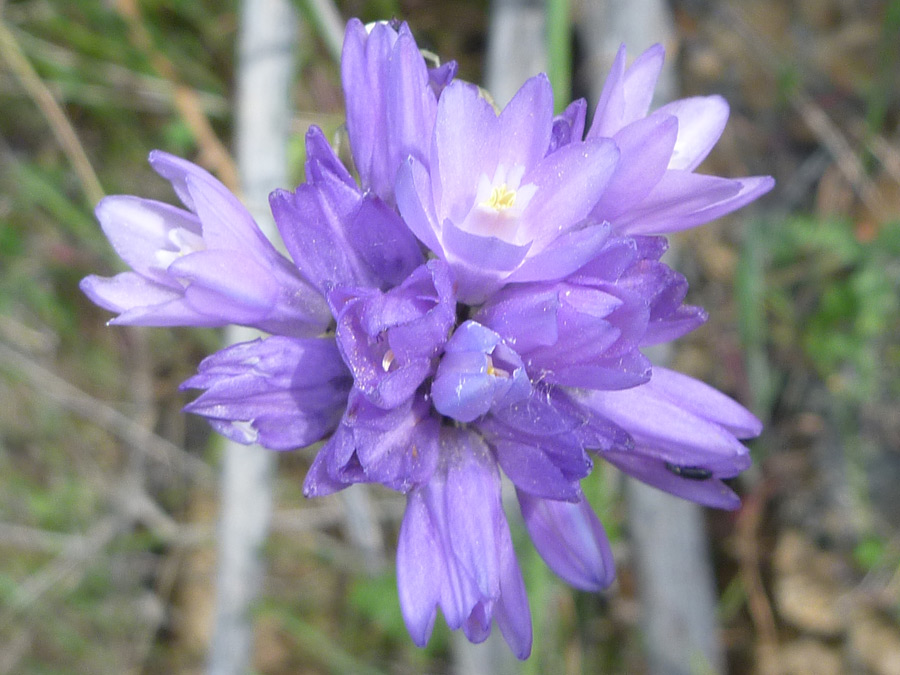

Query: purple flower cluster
<box><xmin>82</xmin><ymin>19</ymin><xmax>772</xmax><ymax>659</ymax></box>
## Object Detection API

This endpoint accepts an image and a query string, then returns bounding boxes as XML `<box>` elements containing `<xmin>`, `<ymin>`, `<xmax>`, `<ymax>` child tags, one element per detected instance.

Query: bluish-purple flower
<box><xmin>81</xmin><ymin>151</ymin><xmax>331</xmax><ymax>336</ymax></box>
<box><xmin>82</xmin><ymin>19</ymin><xmax>772</xmax><ymax>660</ymax></box>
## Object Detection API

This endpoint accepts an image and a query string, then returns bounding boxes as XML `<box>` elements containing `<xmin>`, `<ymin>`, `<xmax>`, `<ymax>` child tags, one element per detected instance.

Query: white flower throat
<box><xmin>466</xmin><ymin>164</ymin><xmax>537</xmax><ymax>243</ymax></box>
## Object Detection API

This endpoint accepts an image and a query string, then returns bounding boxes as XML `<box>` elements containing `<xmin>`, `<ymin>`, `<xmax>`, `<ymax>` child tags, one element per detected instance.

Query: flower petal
<box><xmin>181</xmin><ymin>336</ymin><xmax>350</xmax><ymax>450</ymax></box>
<box><xmin>518</xmin><ymin>492</ymin><xmax>616</xmax><ymax>590</ymax></box>
<box><xmin>614</xmin><ymin>172</ymin><xmax>775</xmax><ymax>235</ymax></box>
<box><xmin>657</xmin><ymin>95</ymin><xmax>730</xmax><ymax>171</ymax></box>
<box><xmin>498</xmin><ymin>73</ymin><xmax>554</xmax><ymax>170</ymax></box>
<box><xmin>432</xmin><ymin>80</ymin><xmax>500</xmax><ymax>223</ymax></box>
<box><xmin>603</xmin><ymin>449</ymin><xmax>742</xmax><ymax>510</ymax></box>
<box><xmin>518</xmin><ymin>138</ymin><xmax>619</xmax><ymax>248</ymax></box>
<box><xmin>94</xmin><ymin>196</ymin><xmax>200</xmax><ymax>285</ymax></box>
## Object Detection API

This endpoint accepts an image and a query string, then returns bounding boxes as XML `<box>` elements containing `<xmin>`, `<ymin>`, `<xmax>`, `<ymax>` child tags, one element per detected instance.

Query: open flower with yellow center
<box><xmin>396</xmin><ymin>74</ymin><xmax>621</xmax><ymax>304</ymax></box>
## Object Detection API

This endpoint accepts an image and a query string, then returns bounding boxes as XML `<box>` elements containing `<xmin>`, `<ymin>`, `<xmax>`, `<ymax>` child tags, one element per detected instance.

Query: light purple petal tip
<box><xmin>518</xmin><ymin>491</ymin><xmax>616</xmax><ymax>590</ymax></box>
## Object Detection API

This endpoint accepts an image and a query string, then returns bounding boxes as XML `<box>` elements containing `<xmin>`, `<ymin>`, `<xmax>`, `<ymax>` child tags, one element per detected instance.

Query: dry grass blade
<box><xmin>113</xmin><ymin>0</ymin><xmax>239</xmax><ymax>191</ymax></box>
<box><xmin>0</xmin><ymin>18</ymin><xmax>104</xmax><ymax>206</ymax></box>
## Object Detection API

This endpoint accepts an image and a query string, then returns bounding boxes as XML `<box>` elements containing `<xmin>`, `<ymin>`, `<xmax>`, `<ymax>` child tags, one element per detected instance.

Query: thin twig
<box><xmin>0</xmin><ymin>340</ymin><xmax>213</xmax><ymax>483</ymax></box>
<box><xmin>864</xmin><ymin>131</ymin><xmax>900</xmax><ymax>188</ymax></box>
<box><xmin>2</xmin><ymin>516</ymin><xmax>122</xmax><ymax>617</ymax></box>
<box><xmin>0</xmin><ymin>522</ymin><xmax>80</xmax><ymax>554</ymax></box>
<box><xmin>0</xmin><ymin>18</ymin><xmax>104</xmax><ymax>206</ymax></box>
<box><xmin>793</xmin><ymin>95</ymin><xmax>890</xmax><ymax>221</ymax></box>
<box><xmin>735</xmin><ymin>484</ymin><xmax>779</xmax><ymax>675</ymax></box>
<box><xmin>719</xmin><ymin>4</ymin><xmax>890</xmax><ymax>223</ymax></box>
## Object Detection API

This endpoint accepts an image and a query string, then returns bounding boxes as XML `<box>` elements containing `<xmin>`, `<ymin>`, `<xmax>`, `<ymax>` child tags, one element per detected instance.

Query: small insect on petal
<box><xmin>664</xmin><ymin>462</ymin><xmax>713</xmax><ymax>481</ymax></box>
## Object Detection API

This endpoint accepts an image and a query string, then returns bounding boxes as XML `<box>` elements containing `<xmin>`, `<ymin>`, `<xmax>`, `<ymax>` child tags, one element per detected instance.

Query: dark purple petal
<box><xmin>395</xmin><ymin>429</ymin><xmax>532</xmax><ymax>657</ymax></box>
<box><xmin>345</xmin><ymin>196</ymin><xmax>425</xmax><ymax>288</ymax></box>
<box><xmin>272</xmin><ymin>164</ymin><xmax>423</xmax><ymax>293</ymax></box>
<box><xmin>475</xmin><ymin>284</ymin><xmax>561</xmax><ymax>353</ymax></box>
<box><xmin>440</xmin><ymin>219</ymin><xmax>531</xmax><ymax>304</ymax></box>
<box><xmin>570</xmin><ymin>236</ymin><xmax>643</xmax><ymax>282</ymax></box>
<box><xmin>331</xmin><ymin>260</ymin><xmax>455</xmax><ymax>408</ymax></box>
<box><xmin>181</xmin><ymin>336</ymin><xmax>350</xmax><ymax>450</ymax></box>
<box><xmin>341</xmin><ymin>20</ymin><xmax>438</xmax><ymax>204</ymax></box>
<box><xmin>545</xmin><ymin>350</ymin><xmax>652</xmax><ymax>391</ymax></box>
<box><xmin>395</xmin><ymin>157</ymin><xmax>443</xmax><ymax>253</ymax></box>
<box><xmin>304</xmin><ymin>392</ymin><xmax>440</xmax><ymax>494</ymax></box>
<box><xmin>397</xmin><ymin>486</ymin><xmax>444</xmax><ymax>645</ymax></box>
<box><xmin>548</xmin><ymin>98</ymin><xmax>587</xmax><ymax>153</ymax></box>
<box><xmin>588</xmin><ymin>44</ymin><xmax>665</xmax><ymax>138</ymax></box>
<box><xmin>427</xmin><ymin>60</ymin><xmax>457</xmax><ymax>96</ymax></box>
<box><xmin>619</xmin><ymin>44</ymin><xmax>665</xmax><ymax>123</ymax></box>
<box><xmin>484</xmin><ymin>384</ymin><xmax>630</xmax><ymax>452</ymax></box>
<box><xmin>491</xmin><ymin>523</ymin><xmax>533</xmax><ymax>660</ymax></box>
<box><xmin>492</xmin><ymin>436</ymin><xmax>585</xmax><ymax>501</ymax></box>
<box><xmin>517</xmin><ymin>491</ymin><xmax>616</xmax><ymax>590</ymax></box>
<box><xmin>642</xmin><ymin>304</ymin><xmax>708</xmax><ymax>346</ymax></box>
<box><xmin>578</xmin><ymin>379</ymin><xmax>751</xmax><ymax>470</ymax></box>
<box><xmin>341</xmin><ymin>20</ymin><xmax>393</xmax><ymax>198</ymax></box>
<box><xmin>386</xmin><ymin>26</ymin><xmax>439</xmax><ymax>174</ymax></box>
<box><xmin>477</xmin><ymin>279</ymin><xmax>651</xmax><ymax>389</ymax></box>
<box><xmin>587</xmin><ymin>44</ymin><xmax>627</xmax><ymax>140</ymax></box>
<box><xmin>304</xmin><ymin>124</ymin><xmax>356</xmax><ymax>188</ymax></box>
<box><xmin>270</xmin><ymin>183</ymin><xmax>368</xmax><ymax>293</ymax></box>
<box><xmin>646</xmin><ymin>367</ymin><xmax>762</xmax><ymax>438</ymax></box>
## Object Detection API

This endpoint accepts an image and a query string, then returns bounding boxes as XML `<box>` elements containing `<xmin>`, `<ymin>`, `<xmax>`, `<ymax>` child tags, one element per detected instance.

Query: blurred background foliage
<box><xmin>0</xmin><ymin>0</ymin><xmax>899</xmax><ymax>673</ymax></box>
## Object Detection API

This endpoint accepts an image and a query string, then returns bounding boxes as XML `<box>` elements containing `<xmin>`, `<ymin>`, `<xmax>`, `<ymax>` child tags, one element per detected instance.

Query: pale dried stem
<box><xmin>0</xmin><ymin>522</ymin><xmax>81</xmax><ymax>554</ymax></box>
<box><xmin>863</xmin><ymin>130</ymin><xmax>900</xmax><ymax>188</ymax></box>
<box><xmin>0</xmin><ymin>18</ymin><xmax>104</xmax><ymax>206</ymax></box>
<box><xmin>793</xmin><ymin>95</ymin><xmax>891</xmax><ymax>221</ymax></box>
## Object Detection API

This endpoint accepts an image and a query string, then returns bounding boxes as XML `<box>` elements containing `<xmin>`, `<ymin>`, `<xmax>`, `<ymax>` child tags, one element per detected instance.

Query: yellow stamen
<box><xmin>482</xmin><ymin>184</ymin><xmax>517</xmax><ymax>211</ymax></box>
<box><xmin>486</xmin><ymin>355</ymin><xmax>509</xmax><ymax>379</ymax></box>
